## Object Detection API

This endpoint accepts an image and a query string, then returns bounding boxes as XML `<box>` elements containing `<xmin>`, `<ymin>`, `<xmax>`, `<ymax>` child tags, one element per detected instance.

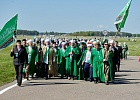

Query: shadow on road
<box><xmin>120</xmin><ymin>70</ymin><xmax>140</xmax><ymax>72</ymax></box>
<box><xmin>23</xmin><ymin>82</ymin><xmax>78</xmax><ymax>87</ymax></box>
<box><xmin>113</xmin><ymin>78</ymin><xmax>140</xmax><ymax>85</ymax></box>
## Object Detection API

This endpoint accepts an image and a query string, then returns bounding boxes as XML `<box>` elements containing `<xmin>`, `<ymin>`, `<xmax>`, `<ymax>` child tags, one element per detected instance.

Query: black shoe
<box><xmin>45</xmin><ymin>77</ymin><xmax>48</xmax><ymax>80</ymax></box>
<box><xmin>84</xmin><ymin>78</ymin><xmax>87</xmax><ymax>81</ymax></box>
<box><xmin>26</xmin><ymin>77</ymin><xmax>29</xmax><ymax>80</ymax></box>
<box><xmin>105</xmin><ymin>82</ymin><xmax>109</xmax><ymax>85</ymax></box>
<box><xmin>94</xmin><ymin>81</ymin><xmax>98</xmax><ymax>84</ymax></box>
<box><xmin>90</xmin><ymin>79</ymin><xmax>92</xmax><ymax>82</ymax></box>
<box><xmin>17</xmin><ymin>83</ymin><xmax>21</xmax><ymax>86</ymax></box>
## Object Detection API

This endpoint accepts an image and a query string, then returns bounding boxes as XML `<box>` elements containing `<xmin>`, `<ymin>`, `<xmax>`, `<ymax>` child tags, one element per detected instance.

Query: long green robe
<box><xmin>77</xmin><ymin>49</ymin><xmax>89</xmax><ymax>80</ymax></box>
<box><xmin>65</xmin><ymin>46</ymin><xmax>80</xmax><ymax>76</ymax></box>
<box><xmin>26</xmin><ymin>46</ymin><xmax>37</xmax><ymax>75</ymax></box>
<box><xmin>90</xmin><ymin>47</ymin><xmax>105</xmax><ymax>82</ymax></box>
<box><xmin>58</xmin><ymin>48</ymin><xmax>66</xmax><ymax>76</ymax></box>
<box><xmin>36</xmin><ymin>48</ymin><xmax>43</xmax><ymax>77</ymax></box>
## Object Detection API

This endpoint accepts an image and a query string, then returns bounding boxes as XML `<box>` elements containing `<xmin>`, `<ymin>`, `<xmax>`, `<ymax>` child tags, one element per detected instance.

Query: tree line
<box><xmin>17</xmin><ymin>29</ymin><xmax>139</xmax><ymax>37</ymax></box>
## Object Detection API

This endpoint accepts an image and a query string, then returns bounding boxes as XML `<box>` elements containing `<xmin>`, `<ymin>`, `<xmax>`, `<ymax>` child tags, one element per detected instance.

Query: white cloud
<box><xmin>97</xmin><ymin>25</ymin><xmax>108</xmax><ymax>29</ymax></box>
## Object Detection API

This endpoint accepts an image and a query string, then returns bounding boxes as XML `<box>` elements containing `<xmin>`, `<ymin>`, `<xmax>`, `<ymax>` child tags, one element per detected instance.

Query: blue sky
<box><xmin>0</xmin><ymin>0</ymin><xmax>139</xmax><ymax>33</ymax></box>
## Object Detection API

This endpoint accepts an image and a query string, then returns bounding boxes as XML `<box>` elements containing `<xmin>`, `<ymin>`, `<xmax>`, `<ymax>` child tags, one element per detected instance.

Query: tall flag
<box><xmin>114</xmin><ymin>0</ymin><xmax>132</xmax><ymax>32</ymax></box>
<box><xmin>0</xmin><ymin>14</ymin><xmax>18</xmax><ymax>50</ymax></box>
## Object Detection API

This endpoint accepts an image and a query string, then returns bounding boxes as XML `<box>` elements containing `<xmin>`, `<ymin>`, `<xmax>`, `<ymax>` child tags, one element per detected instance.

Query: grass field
<box><xmin>0</xmin><ymin>35</ymin><xmax>139</xmax><ymax>86</ymax></box>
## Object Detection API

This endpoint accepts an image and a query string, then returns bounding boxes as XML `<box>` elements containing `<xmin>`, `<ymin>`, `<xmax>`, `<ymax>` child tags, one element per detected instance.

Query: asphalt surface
<box><xmin>0</xmin><ymin>56</ymin><xmax>140</xmax><ymax>100</ymax></box>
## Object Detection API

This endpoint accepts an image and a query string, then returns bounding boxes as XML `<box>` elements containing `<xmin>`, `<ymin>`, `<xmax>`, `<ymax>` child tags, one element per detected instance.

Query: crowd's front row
<box><xmin>10</xmin><ymin>38</ymin><xmax>127</xmax><ymax>86</ymax></box>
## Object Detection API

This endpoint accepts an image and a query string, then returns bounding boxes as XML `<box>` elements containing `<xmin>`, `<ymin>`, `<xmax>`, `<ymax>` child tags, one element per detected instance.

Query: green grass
<box><xmin>0</xmin><ymin>36</ymin><xmax>140</xmax><ymax>86</ymax></box>
<box><xmin>0</xmin><ymin>46</ymin><xmax>15</xmax><ymax>86</ymax></box>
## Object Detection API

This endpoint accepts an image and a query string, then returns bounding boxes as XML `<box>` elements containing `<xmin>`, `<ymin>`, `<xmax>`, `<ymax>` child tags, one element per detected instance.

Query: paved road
<box><xmin>0</xmin><ymin>56</ymin><xmax>140</xmax><ymax>100</ymax></box>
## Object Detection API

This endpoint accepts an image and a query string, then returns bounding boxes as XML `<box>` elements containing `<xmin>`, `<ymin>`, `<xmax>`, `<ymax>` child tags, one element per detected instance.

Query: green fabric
<box><xmin>77</xmin><ymin>50</ymin><xmax>89</xmax><ymax>80</ymax></box>
<box><xmin>90</xmin><ymin>47</ymin><xmax>105</xmax><ymax>82</ymax></box>
<box><xmin>55</xmin><ymin>48</ymin><xmax>60</xmax><ymax>63</ymax></box>
<box><xmin>58</xmin><ymin>48</ymin><xmax>66</xmax><ymax>76</ymax></box>
<box><xmin>26</xmin><ymin>46</ymin><xmax>37</xmax><ymax>75</ymax></box>
<box><xmin>65</xmin><ymin>46</ymin><xmax>80</xmax><ymax>76</ymax></box>
<box><xmin>114</xmin><ymin>0</ymin><xmax>132</xmax><ymax>31</ymax></box>
<box><xmin>0</xmin><ymin>14</ymin><xmax>18</xmax><ymax>50</ymax></box>
<box><xmin>44</xmin><ymin>47</ymin><xmax>50</xmax><ymax>61</ymax></box>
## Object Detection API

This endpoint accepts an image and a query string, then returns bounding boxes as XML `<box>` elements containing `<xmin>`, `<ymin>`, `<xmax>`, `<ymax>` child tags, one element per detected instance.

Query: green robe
<box><xmin>77</xmin><ymin>50</ymin><xmax>89</xmax><ymax>80</ymax></box>
<box><xmin>26</xmin><ymin>46</ymin><xmax>38</xmax><ymax>75</ymax></box>
<box><xmin>58</xmin><ymin>48</ymin><xmax>66</xmax><ymax>76</ymax></box>
<box><xmin>90</xmin><ymin>47</ymin><xmax>105</xmax><ymax>82</ymax></box>
<box><xmin>36</xmin><ymin>48</ymin><xmax>43</xmax><ymax>77</ymax></box>
<box><xmin>65</xmin><ymin>46</ymin><xmax>80</xmax><ymax>76</ymax></box>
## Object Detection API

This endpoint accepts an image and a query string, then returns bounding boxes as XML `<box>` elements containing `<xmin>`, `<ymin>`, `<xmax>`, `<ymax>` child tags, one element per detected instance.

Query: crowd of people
<box><xmin>10</xmin><ymin>37</ymin><xmax>128</xmax><ymax>86</ymax></box>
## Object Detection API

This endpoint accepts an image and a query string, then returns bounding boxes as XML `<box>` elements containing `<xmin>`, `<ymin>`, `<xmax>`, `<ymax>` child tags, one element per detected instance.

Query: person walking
<box><xmin>10</xmin><ymin>40</ymin><xmax>28</xmax><ymax>86</ymax></box>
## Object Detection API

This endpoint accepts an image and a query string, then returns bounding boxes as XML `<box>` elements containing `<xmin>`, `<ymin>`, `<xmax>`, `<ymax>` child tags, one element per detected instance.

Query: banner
<box><xmin>114</xmin><ymin>0</ymin><xmax>132</xmax><ymax>32</ymax></box>
<box><xmin>0</xmin><ymin>14</ymin><xmax>18</xmax><ymax>50</ymax></box>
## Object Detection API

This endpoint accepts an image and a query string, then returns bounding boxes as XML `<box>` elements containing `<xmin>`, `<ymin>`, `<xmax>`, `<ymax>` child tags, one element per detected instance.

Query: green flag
<box><xmin>0</xmin><ymin>14</ymin><xmax>18</xmax><ymax>50</ymax></box>
<box><xmin>114</xmin><ymin>0</ymin><xmax>132</xmax><ymax>32</ymax></box>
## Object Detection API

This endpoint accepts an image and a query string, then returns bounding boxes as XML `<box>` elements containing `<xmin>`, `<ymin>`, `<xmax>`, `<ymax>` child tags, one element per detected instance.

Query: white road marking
<box><xmin>0</xmin><ymin>79</ymin><xmax>26</xmax><ymax>95</ymax></box>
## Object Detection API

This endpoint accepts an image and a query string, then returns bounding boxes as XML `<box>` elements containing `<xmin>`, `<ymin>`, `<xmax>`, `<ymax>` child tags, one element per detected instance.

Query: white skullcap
<box><xmin>41</xmin><ymin>38</ymin><xmax>44</xmax><ymax>41</ymax></box>
<box><xmin>62</xmin><ymin>42</ymin><xmax>66</xmax><ymax>45</ymax></box>
<box><xmin>93</xmin><ymin>40</ymin><xmax>100</xmax><ymax>45</ymax></box>
<box><xmin>109</xmin><ymin>40</ymin><xmax>114</xmax><ymax>44</ymax></box>
<box><xmin>45</xmin><ymin>39</ymin><xmax>50</xmax><ymax>43</ymax></box>
<box><xmin>90</xmin><ymin>39</ymin><xmax>94</xmax><ymax>42</ymax></box>
<box><xmin>93</xmin><ymin>41</ymin><xmax>97</xmax><ymax>44</ymax></box>
<box><xmin>87</xmin><ymin>44</ymin><xmax>92</xmax><ymax>47</ymax></box>
<box><xmin>119</xmin><ymin>43</ymin><xmax>121</xmax><ymax>46</ymax></box>
<box><xmin>70</xmin><ymin>40</ymin><xmax>75</xmax><ymax>43</ymax></box>
<box><xmin>81</xmin><ymin>40</ymin><xmax>85</xmax><ymax>43</ymax></box>
<box><xmin>124</xmin><ymin>42</ymin><xmax>126</xmax><ymax>45</ymax></box>
<box><xmin>27</xmin><ymin>39</ymin><xmax>33</xmax><ymax>43</ymax></box>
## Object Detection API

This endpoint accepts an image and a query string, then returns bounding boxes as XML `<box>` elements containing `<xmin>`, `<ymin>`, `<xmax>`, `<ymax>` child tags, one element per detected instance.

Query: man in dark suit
<box><xmin>115</xmin><ymin>41</ymin><xmax>123</xmax><ymax>72</ymax></box>
<box><xmin>10</xmin><ymin>40</ymin><xmax>28</xmax><ymax>86</ymax></box>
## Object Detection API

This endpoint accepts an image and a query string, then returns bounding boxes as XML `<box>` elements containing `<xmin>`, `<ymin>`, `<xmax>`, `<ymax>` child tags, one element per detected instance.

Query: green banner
<box><xmin>0</xmin><ymin>14</ymin><xmax>18</xmax><ymax>50</ymax></box>
<box><xmin>114</xmin><ymin>0</ymin><xmax>132</xmax><ymax>32</ymax></box>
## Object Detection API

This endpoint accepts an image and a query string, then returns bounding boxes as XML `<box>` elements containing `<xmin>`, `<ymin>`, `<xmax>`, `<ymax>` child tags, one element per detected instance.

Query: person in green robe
<box><xmin>78</xmin><ymin>42</ymin><xmax>93</xmax><ymax>81</ymax></box>
<box><xmin>52</xmin><ymin>42</ymin><xmax>59</xmax><ymax>76</ymax></box>
<box><xmin>26</xmin><ymin>39</ymin><xmax>38</xmax><ymax>80</ymax></box>
<box><xmin>103</xmin><ymin>42</ymin><xmax>114</xmax><ymax>85</ymax></box>
<box><xmin>122</xmin><ymin>42</ymin><xmax>128</xmax><ymax>60</ymax></box>
<box><xmin>36</xmin><ymin>43</ymin><xmax>43</xmax><ymax>78</ymax></box>
<box><xmin>65</xmin><ymin>40</ymin><xmax>80</xmax><ymax>80</ymax></box>
<box><xmin>90</xmin><ymin>41</ymin><xmax>105</xmax><ymax>84</ymax></box>
<box><xmin>77</xmin><ymin>41</ymin><xmax>87</xmax><ymax>80</ymax></box>
<box><xmin>58</xmin><ymin>42</ymin><xmax>66</xmax><ymax>78</ymax></box>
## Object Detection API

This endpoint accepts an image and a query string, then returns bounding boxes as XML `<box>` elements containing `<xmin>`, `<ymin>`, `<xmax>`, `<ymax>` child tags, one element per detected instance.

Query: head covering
<box><xmin>41</xmin><ymin>38</ymin><xmax>44</xmax><ymax>42</ymax></box>
<box><xmin>104</xmin><ymin>42</ymin><xmax>109</xmax><ymax>45</ymax></box>
<box><xmin>124</xmin><ymin>42</ymin><xmax>126</xmax><ymax>45</ymax></box>
<box><xmin>93</xmin><ymin>40</ymin><xmax>100</xmax><ymax>45</ymax></box>
<box><xmin>90</xmin><ymin>39</ymin><xmax>94</xmax><ymax>42</ymax></box>
<box><xmin>119</xmin><ymin>43</ymin><xmax>121</xmax><ymax>46</ymax></box>
<box><xmin>87</xmin><ymin>44</ymin><xmax>92</xmax><ymax>47</ymax></box>
<box><xmin>70</xmin><ymin>40</ymin><xmax>75</xmax><ymax>43</ymax></box>
<box><xmin>109</xmin><ymin>40</ymin><xmax>114</xmax><ymax>44</ymax></box>
<box><xmin>45</xmin><ymin>39</ymin><xmax>50</xmax><ymax>43</ymax></box>
<box><xmin>62</xmin><ymin>42</ymin><xmax>66</xmax><ymax>45</ymax></box>
<box><xmin>27</xmin><ymin>39</ymin><xmax>33</xmax><ymax>43</ymax></box>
